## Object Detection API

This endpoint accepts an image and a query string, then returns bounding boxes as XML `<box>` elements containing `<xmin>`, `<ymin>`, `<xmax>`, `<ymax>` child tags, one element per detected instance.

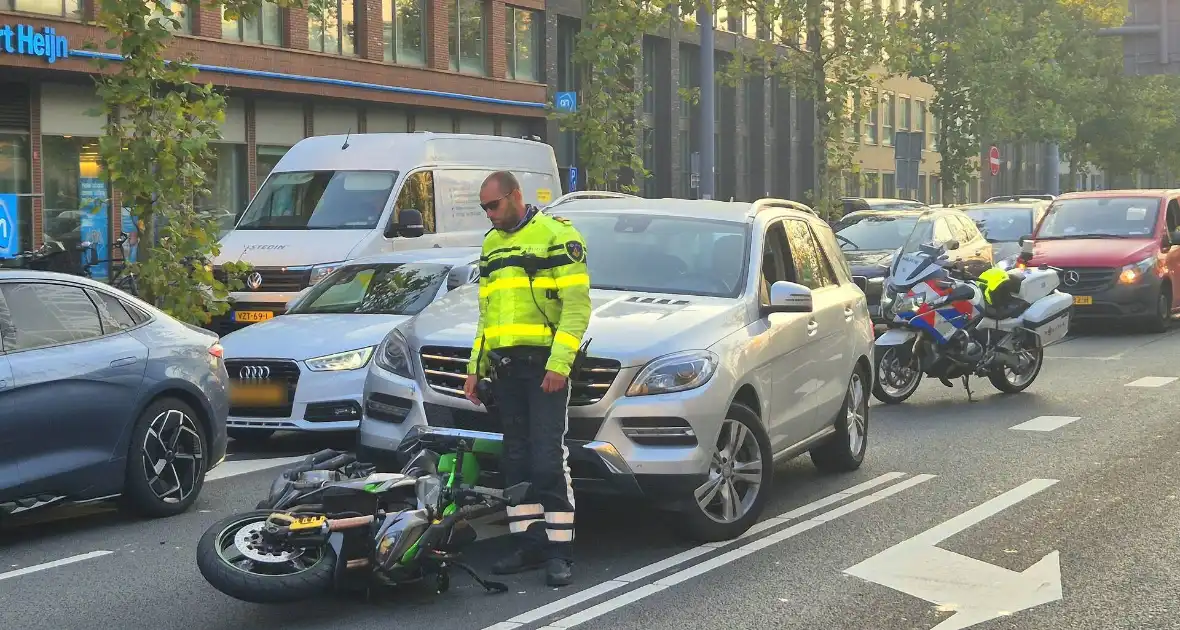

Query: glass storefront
<box><xmin>42</xmin><ymin>135</ymin><xmax>108</xmax><ymax>249</ymax></box>
<box><xmin>200</xmin><ymin>143</ymin><xmax>249</xmax><ymax>236</ymax></box>
<box><xmin>0</xmin><ymin>133</ymin><xmax>32</xmax><ymax>255</ymax></box>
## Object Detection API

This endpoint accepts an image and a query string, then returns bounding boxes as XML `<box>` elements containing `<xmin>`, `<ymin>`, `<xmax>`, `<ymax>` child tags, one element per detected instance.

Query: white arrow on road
<box><xmin>844</xmin><ymin>478</ymin><xmax>1062</xmax><ymax>630</ymax></box>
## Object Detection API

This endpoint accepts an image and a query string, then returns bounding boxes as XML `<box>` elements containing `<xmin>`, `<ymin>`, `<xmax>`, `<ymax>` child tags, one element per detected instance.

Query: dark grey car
<box><xmin>0</xmin><ymin>271</ymin><xmax>229</xmax><ymax>520</ymax></box>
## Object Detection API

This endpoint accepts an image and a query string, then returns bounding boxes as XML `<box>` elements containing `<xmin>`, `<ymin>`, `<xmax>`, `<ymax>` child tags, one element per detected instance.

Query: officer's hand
<box><xmin>541</xmin><ymin>371</ymin><xmax>567</xmax><ymax>393</ymax></box>
<box><xmin>464</xmin><ymin>374</ymin><xmax>482</xmax><ymax>406</ymax></box>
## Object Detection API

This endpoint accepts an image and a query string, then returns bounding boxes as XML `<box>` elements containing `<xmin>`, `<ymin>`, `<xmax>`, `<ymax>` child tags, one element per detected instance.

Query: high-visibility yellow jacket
<box><xmin>466</xmin><ymin>209</ymin><xmax>592</xmax><ymax>378</ymax></box>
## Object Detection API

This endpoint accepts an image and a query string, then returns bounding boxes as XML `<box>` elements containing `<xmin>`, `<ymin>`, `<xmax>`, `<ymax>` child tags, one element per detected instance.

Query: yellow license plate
<box><xmin>1073</xmin><ymin>296</ymin><xmax>1093</xmax><ymax>305</ymax></box>
<box><xmin>229</xmin><ymin>381</ymin><xmax>287</xmax><ymax>406</ymax></box>
<box><xmin>288</xmin><ymin>515</ymin><xmax>327</xmax><ymax>531</ymax></box>
<box><xmin>233</xmin><ymin>310</ymin><xmax>274</xmax><ymax>323</ymax></box>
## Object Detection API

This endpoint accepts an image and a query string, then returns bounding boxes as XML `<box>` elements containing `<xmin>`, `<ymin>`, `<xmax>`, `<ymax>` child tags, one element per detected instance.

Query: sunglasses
<box><xmin>480</xmin><ymin>189</ymin><xmax>516</xmax><ymax>212</ymax></box>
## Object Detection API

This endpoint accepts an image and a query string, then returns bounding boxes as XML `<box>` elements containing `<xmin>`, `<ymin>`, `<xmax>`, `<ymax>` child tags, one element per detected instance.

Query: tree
<box><xmin>721</xmin><ymin>0</ymin><xmax>893</xmax><ymax>217</ymax></box>
<box><xmin>88</xmin><ymin>0</ymin><xmax>290</xmax><ymax>325</ymax></box>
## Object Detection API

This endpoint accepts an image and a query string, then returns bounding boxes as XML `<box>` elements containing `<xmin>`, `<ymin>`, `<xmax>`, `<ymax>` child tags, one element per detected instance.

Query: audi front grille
<box><xmin>418</xmin><ymin>346</ymin><xmax>621</xmax><ymax>406</ymax></box>
<box><xmin>225</xmin><ymin>359</ymin><xmax>301</xmax><ymax>417</ymax></box>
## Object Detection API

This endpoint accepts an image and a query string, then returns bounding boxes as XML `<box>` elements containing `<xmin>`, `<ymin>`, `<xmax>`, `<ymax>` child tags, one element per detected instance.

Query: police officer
<box><xmin>463</xmin><ymin>171</ymin><xmax>591</xmax><ymax>587</ymax></box>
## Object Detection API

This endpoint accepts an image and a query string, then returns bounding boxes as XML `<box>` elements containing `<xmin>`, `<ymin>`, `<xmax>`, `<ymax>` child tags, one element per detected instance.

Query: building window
<box><xmin>864</xmin><ymin>89</ymin><xmax>878</xmax><ymax>144</ymax></box>
<box><xmin>384</xmin><ymin>0</ymin><xmax>427</xmax><ymax>65</ymax></box>
<box><xmin>882</xmin><ymin>172</ymin><xmax>896</xmax><ymax>197</ymax></box>
<box><xmin>930</xmin><ymin>175</ymin><xmax>941</xmax><ymax>203</ymax></box>
<box><xmin>255</xmin><ymin>145</ymin><xmax>291</xmax><ymax>189</ymax></box>
<box><xmin>0</xmin><ymin>133</ymin><xmax>32</xmax><ymax>254</ymax></box>
<box><xmin>149</xmin><ymin>0</ymin><xmax>190</xmax><ymax>33</ymax></box>
<box><xmin>450</xmin><ymin>0</ymin><xmax>486</xmax><ymax>74</ymax></box>
<box><xmin>642</xmin><ymin>125</ymin><xmax>656</xmax><ymax>198</ymax></box>
<box><xmin>918</xmin><ymin>173</ymin><xmax>927</xmax><ymax>203</ymax></box>
<box><xmin>42</xmin><ymin>136</ymin><xmax>109</xmax><ymax>255</ymax></box>
<box><xmin>198</xmin><ymin>144</ymin><xmax>249</xmax><ymax>236</ymax></box>
<box><xmin>930</xmin><ymin>113</ymin><xmax>939</xmax><ymax>151</ymax></box>
<box><xmin>882</xmin><ymin>91</ymin><xmax>895</xmax><ymax>146</ymax></box>
<box><xmin>917</xmin><ymin>98</ymin><xmax>927</xmax><ymax>148</ymax></box>
<box><xmin>863</xmin><ymin>172</ymin><xmax>879</xmax><ymax>197</ymax></box>
<box><xmin>222</xmin><ymin>1</ymin><xmax>282</xmax><ymax>45</ymax></box>
<box><xmin>309</xmin><ymin>0</ymin><xmax>357</xmax><ymax>56</ymax></box>
<box><xmin>642</xmin><ymin>37</ymin><xmax>656</xmax><ymax>114</ymax></box>
<box><xmin>899</xmin><ymin>95</ymin><xmax>911</xmax><ymax>131</ymax></box>
<box><xmin>505</xmin><ymin>6</ymin><xmax>541</xmax><ymax>81</ymax></box>
<box><xmin>4</xmin><ymin>0</ymin><xmax>81</xmax><ymax>18</ymax></box>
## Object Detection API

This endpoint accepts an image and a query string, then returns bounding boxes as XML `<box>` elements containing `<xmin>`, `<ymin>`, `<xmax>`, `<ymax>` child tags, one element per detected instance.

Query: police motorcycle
<box><xmin>872</xmin><ymin>239</ymin><xmax>1073</xmax><ymax>404</ymax></box>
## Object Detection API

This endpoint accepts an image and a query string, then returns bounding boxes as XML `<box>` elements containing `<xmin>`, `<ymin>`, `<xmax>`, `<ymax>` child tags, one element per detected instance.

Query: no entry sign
<box><xmin>988</xmin><ymin>146</ymin><xmax>1001</xmax><ymax>176</ymax></box>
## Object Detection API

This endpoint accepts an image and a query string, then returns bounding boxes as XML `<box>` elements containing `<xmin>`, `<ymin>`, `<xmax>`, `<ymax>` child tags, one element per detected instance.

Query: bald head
<box><xmin>480</xmin><ymin>170</ymin><xmax>525</xmax><ymax>230</ymax></box>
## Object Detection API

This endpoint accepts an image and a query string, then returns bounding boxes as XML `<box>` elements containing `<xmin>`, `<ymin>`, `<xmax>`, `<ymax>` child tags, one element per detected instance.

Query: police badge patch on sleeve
<box><xmin>565</xmin><ymin>240</ymin><xmax>586</xmax><ymax>263</ymax></box>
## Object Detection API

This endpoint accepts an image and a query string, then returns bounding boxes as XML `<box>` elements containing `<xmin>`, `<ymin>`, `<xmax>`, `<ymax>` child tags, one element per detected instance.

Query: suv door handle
<box><xmin>110</xmin><ymin>356</ymin><xmax>138</xmax><ymax>368</ymax></box>
<box><xmin>844</xmin><ymin>306</ymin><xmax>855</xmax><ymax>319</ymax></box>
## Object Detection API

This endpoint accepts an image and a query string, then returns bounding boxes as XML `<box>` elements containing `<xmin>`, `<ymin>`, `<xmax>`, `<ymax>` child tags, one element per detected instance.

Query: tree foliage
<box><xmin>720</xmin><ymin>0</ymin><xmax>893</xmax><ymax>217</ymax></box>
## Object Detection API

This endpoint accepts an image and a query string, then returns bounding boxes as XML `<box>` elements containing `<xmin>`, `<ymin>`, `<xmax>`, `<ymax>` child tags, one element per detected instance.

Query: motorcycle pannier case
<box><xmin>1016</xmin><ymin>268</ymin><xmax>1060</xmax><ymax>303</ymax></box>
<box><xmin>1020</xmin><ymin>291</ymin><xmax>1072</xmax><ymax>345</ymax></box>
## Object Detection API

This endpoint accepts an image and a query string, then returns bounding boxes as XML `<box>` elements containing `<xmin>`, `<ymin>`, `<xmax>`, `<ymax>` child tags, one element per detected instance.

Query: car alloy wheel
<box><xmin>141</xmin><ymin>408</ymin><xmax>206</xmax><ymax>505</ymax></box>
<box><xmin>694</xmin><ymin>417</ymin><xmax>764</xmax><ymax>524</ymax></box>
<box><xmin>846</xmin><ymin>370</ymin><xmax>867</xmax><ymax>455</ymax></box>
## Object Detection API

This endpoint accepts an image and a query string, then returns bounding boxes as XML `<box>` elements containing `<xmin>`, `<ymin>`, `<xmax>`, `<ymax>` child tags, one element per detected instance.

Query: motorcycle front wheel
<box><xmin>196</xmin><ymin>509</ymin><xmax>337</xmax><ymax>604</ymax></box>
<box><xmin>987</xmin><ymin>334</ymin><xmax>1045</xmax><ymax>393</ymax></box>
<box><xmin>872</xmin><ymin>345</ymin><xmax>923</xmax><ymax>404</ymax></box>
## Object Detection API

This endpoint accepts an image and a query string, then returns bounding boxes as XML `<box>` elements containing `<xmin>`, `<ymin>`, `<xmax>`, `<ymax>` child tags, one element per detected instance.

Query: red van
<box><xmin>1024</xmin><ymin>189</ymin><xmax>1180</xmax><ymax>333</ymax></box>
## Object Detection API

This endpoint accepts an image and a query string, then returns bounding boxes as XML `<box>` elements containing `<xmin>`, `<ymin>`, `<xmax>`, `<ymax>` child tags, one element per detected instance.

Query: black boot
<box><xmin>545</xmin><ymin>558</ymin><xmax>573</xmax><ymax>587</ymax></box>
<box><xmin>491</xmin><ymin>548</ymin><xmax>546</xmax><ymax>575</ymax></box>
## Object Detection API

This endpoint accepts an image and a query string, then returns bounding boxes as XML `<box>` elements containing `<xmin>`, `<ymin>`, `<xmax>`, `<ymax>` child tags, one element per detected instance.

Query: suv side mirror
<box><xmin>763</xmin><ymin>281</ymin><xmax>813</xmax><ymax>315</ymax></box>
<box><xmin>851</xmin><ymin>275</ymin><xmax>868</xmax><ymax>292</ymax></box>
<box><xmin>387</xmin><ymin>208</ymin><xmax>425</xmax><ymax>238</ymax></box>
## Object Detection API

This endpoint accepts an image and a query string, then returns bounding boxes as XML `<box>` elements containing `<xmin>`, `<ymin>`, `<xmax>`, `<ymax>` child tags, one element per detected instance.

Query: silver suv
<box><xmin>357</xmin><ymin>194</ymin><xmax>876</xmax><ymax>541</ymax></box>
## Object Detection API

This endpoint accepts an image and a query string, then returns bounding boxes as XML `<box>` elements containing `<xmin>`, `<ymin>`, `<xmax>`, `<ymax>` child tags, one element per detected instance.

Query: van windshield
<box><xmin>236</xmin><ymin>170</ymin><xmax>398</xmax><ymax>230</ymax></box>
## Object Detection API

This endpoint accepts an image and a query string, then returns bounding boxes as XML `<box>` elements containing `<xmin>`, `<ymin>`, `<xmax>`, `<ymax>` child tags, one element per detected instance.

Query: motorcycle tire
<box><xmin>871</xmin><ymin>346</ymin><xmax>923</xmax><ymax>404</ymax></box>
<box><xmin>196</xmin><ymin>509</ymin><xmax>337</xmax><ymax>604</ymax></box>
<box><xmin>987</xmin><ymin>338</ymin><xmax>1044</xmax><ymax>394</ymax></box>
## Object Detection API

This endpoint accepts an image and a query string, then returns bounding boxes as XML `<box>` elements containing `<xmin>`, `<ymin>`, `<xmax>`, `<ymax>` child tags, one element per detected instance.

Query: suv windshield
<box><xmin>563</xmin><ymin>212</ymin><xmax>750</xmax><ymax>297</ymax></box>
<box><xmin>1036</xmin><ymin>197</ymin><xmax>1159</xmax><ymax>239</ymax></box>
<box><xmin>833</xmin><ymin>214</ymin><xmax>920</xmax><ymax>251</ymax></box>
<box><xmin>288</xmin><ymin>262</ymin><xmax>450</xmax><ymax>315</ymax></box>
<box><xmin>236</xmin><ymin>170</ymin><xmax>398</xmax><ymax>230</ymax></box>
<box><xmin>963</xmin><ymin>207</ymin><xmax>1033</xmax><ymax>242</ymax></box>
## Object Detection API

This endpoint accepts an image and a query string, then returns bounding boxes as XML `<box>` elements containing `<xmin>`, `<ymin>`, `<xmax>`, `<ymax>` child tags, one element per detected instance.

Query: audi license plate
<box><xmin>229</xmin><ymin>381</ymin><xmax>287</xmax><ymax>406</ymax></box>
<box><xmin>1073</xmin><ymin>296</ymin><xmax>1093</xmax><ymax>306</ymax></box>
<box><xmin>233</xmin><ymin>310</ymin><xmax>274</xmax><ymax>323</ymax></box>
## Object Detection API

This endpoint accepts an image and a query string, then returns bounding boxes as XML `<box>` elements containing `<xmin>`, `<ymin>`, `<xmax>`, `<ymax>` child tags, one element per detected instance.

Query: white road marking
<box><xmin>497</xmin><ymin>473</ymin><xmax>935</xmax><ymax>630</ymax></box>
<box><xmin>1125</xmin><ymin>376</ymin><xmax>1178</xmax><ymax>388</ymax></box>
<box><xmin>1009</xmin><ymin>415</ymin><xmax>1081</xmax><ymax>432</ymax></box>
<box><xmin>0</xmin><ymin>550</ymin><xmax>113</xmax><ymax>582</ymax></box>
<box><xmin>845</xmin><ymin>478</ymin><xmax>1062</xmax><ymax>630</ymax></box>
<box><xmin>204</xmin><ymin>456</ymin><xmax>306</xmax><ymax>481</ymax></box>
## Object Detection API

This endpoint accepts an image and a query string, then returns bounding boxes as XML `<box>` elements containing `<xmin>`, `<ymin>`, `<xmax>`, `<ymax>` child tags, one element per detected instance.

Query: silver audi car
<box><xmin>356</xmin><ymin>194</ymin><xmax>876</xmax><ymax>542</ymax></box>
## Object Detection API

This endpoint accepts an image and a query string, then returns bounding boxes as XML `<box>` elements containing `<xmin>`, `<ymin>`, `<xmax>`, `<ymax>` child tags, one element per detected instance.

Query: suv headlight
<box><xmin>626</xmin><ymin>350</ymin><xmax>719</xmax><ymax>397</ymax></box>
<box><xmin>305</xmin><ymin>346</ymin><xmax>375</xmax><ymax>372</ymax></box>
<box><xmin>1118</xmin><ymin>255</ymin><xmax>1156</xmax><ymax>284</ymax></box>
<box><xmin>309</xmin><ymin>261</ymin><xmax>346</xmax><ymax>286</ymax></box>
<box><xmin>375</xmin><ymin>330</ymin><xmax>414</xmax><ymax>379</ymax></box>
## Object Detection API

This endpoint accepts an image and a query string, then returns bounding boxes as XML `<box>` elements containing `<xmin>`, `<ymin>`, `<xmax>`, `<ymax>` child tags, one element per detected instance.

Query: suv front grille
<box><xmin>225</xmin><ymin>359</ymin><xmax>301</xmax><ymax>418</ymax></box>
<box><xmin>214</xmin><ymin>266</ymin><xmax>311</xmax><ymax>293</ymax></box>
<box><xmin>1057</xmin><ymin>267</ymin><xmax>1116</xmax><ymax>293</ymax></box>
<box><xmin>419</xmin><ymin>345</ymin><xmax>621</xmax><ymax>406</ymax></box>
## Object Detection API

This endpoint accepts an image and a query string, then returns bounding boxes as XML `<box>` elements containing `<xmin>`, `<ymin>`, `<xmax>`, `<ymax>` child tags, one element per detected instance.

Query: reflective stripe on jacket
<box><xmin>467</xmin><ymin>211</ymin><xmax>591</xmax><ymax>377</ymax></box>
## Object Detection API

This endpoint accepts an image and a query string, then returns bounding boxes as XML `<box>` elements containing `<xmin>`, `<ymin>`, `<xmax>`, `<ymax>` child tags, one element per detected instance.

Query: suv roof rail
<box><xmin>984</xmin><ymin>194</ymin><xmax>1055</xmax><ymax>203</ymax></box>
<box><xmin>751</xmin><ymin>198</ymin><xmax>819</xmax><ymax>217</ymax></box>
<box><xmin>544</xmin><ymin>190</ymin><xmax>640</xmax><ymax>209</ymax></box>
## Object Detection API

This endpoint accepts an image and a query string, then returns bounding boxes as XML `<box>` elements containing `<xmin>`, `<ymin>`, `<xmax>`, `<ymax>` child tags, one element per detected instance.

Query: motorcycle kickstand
<box><xmin>961</xmin><ymin>374</ymin><xmax>976</xmax><ymax>402</ymax></box>
<box><xmin>450</xmin><ymin>560</ymin><xmax>510</xmax><ymax>594</ymax></box>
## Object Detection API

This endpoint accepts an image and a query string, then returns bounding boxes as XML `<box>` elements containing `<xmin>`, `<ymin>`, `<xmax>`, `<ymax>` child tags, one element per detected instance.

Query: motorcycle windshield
<box><xmin>889</xmin><ymin>243</ymin><xmax>945</xmax><ymax>289</ymax></box>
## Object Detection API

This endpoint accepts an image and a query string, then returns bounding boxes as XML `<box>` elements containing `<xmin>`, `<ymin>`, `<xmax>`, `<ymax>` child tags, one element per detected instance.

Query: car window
<box><xmin>0</xmin><ymin>288</ymin><xmax>12</xmax><ymax>351</ymax></box>
<box><xmin>565</xmin><ymin>212</ymin><xmax>750</xmax><ymax>298</ymax></box>
<box><xmin>811</xmin><ymin>221</ymin><xmax>854</xmax><ymax>284</ymax></box>
<box><xmin>784</xmin><ymin>219</ymin><xmax>837</xmax><ymax>290</ymax></box>
<box><xmin>963</xmin><ymin>207</ymin><xmax>1033</xmax><ymax>243</ymax></box>
<box><xmin>91</xmin><ymin>289</ymin><xmax>138</xmax><ymax>331</ymax></box>
<box><xmin>1036</xmin><ymin>197</ymin><xmax>1160</xmax><ymax>239</ymax></box>
<box><xmin>832</xmin><ymin>214</ymin><xmax>921</xmax><ymax>251</ymax></box>
<box><xmin>289</xmin><ymin>262</ymin><xmax>451</xmax><ymax>315</ymax></box>
<box><xmin>932</xmin><ymin>217</ymin><xmax>955</xmax><ymax>244</ymax></box>
<box><xmin>947</xmin><ymin>215</ymin><xmax>973</xmax><ymax>244</ymax></box>
<box><xmin>760</xmin><ymin>220</ymin><xmax>793</xmax><ymax>304</ymax></box>
<box><xmin>0</xmin><ymin>282</ymin><xmax>105</xmax><ymax>351</ymax></box>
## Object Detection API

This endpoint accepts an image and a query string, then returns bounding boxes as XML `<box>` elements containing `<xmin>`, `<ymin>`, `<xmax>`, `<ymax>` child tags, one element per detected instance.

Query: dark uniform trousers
<box><xmin>491</xmin><ymin>349</ymin><xmax>576</xmax><ymax>561</ymax></box>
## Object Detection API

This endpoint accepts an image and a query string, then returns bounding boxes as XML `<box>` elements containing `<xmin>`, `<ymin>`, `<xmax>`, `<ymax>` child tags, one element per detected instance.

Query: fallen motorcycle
<box><xmin>196</xmin><ymin>433</ymin><xmax>522</xmax><ymax>604</ymax></box>
<box><xmin>873</xmin><ymin>238</ymin><xmax>1072</xmax><ymax>403</ymax></box>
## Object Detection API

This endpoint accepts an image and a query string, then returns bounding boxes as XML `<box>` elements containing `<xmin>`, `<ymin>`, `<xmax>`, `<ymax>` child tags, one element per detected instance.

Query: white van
<box><xmin>209</xmin><ymin>132</ymin><xmax>560</xmax><ymax>334</ymax></box>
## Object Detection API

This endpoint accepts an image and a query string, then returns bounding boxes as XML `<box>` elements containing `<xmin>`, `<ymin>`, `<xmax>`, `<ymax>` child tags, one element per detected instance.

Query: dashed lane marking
<box><xmin>1125</xmin><ymin>376</ymin><xmax>1178</xmax><ymax>388</ymax></box>
<box><xmin>1009</xmin><ymin>415</ymin><xmax>1082</xmax><ymax>432</ymax></box>
<box><xmin>205</xmin><ymin>456</ymin><xmax>307</xmax><ymax>481</ymax></box>
<box><xmin>0</xmin><ymin>550</ymin><xmax>113</xmax><ymax>582</ymax></box>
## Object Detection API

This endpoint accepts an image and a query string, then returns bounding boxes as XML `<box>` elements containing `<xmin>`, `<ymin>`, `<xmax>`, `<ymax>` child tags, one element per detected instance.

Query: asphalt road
<box><xmin>3</xmin><ymin>327</ymin><xmax>1180</xmax><ymax>630</ymax></box>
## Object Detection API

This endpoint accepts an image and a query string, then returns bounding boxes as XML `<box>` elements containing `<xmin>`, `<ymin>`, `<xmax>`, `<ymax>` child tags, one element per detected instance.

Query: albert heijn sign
<box><xmin>0</xmin><ymin>23</ymin><xmax>71</xmax><ymax>64</ymax></box>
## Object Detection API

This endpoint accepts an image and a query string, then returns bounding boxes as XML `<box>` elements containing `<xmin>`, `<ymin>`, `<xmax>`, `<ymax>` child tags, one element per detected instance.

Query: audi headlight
<box><xmin>375</xmin><ymin>330</ymin><xmax>414</xmax><ymax>379</ymax></box>
<box><xmin>305</xmin><ymin>346</ymin><xmax>375</xmax><ymax>372</ymax></box>
<box><xmin>308</xmin><ymin>261</ymin><xmax>346</xmax><ymax>286</ymax></box>
<box><xmin>1117</xmin><ymin>255</ymin><xmax>1156</xmax><ymax>284</ymax></box>
<box><xmin>626</xmin><ymin>350</ymin><xmax>719</xmax><ymax>397</ymax></box>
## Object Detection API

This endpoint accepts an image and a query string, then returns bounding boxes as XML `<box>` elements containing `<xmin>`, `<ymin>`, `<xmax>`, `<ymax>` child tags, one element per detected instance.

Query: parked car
<box><xmin>832</xmin><ymin>209</ymin><xmax>926</xmax><ymax>326</ymax></box>
<box><xmin>961</xmin><ymin>199</ymin><xmax>1051</xmax><ymax>263</ymax></box>
<box><xmin>1023</xmin><ymin>190</ymin><xmax>1180</xmax><ymax>332</ymax></box>
<box><xmin>0</xmin><ymin>271</ymin><xmax>228</xmax><ymax>519</ymax></box>
<box><xmin>357</xmin><ymin>194</ymin><xmax>876</xmax><ymax>542</ymax></box>
<box><xmin>219</xmin><ymin>247</ymin><xmax>481</xmax><ymax>443</ymax></box>
<box><xmin>840</xmin><ymin>197</ymin><xmax>927</xmax><ymax>217</ymax></box>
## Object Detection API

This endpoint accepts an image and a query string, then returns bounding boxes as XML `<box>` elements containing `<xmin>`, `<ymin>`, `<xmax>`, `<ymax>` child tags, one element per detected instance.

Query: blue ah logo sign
<box><xmin>0</xmin><ymin>24</ymin><xmax>70</xmax><ymax>64</ymax></box>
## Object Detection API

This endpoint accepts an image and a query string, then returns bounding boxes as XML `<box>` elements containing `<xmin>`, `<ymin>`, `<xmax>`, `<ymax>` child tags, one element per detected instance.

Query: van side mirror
<box><xmin>1018</xmin><ymin>234</ymin><xmax>1031</xmax><ymax>246</ymax></box>
<box><xmin>1018</xmin><ymin>238</ymin><xmax>1035</xmax><ymax>262</ymax></box>
<box><xmin>762</xmin><ymin>281</ymin><xmax>813</xmax><ymax>315</ymax></box>
<box><xmin>1168</xmin><ymin>230</ymin><xmax>1180</xmax><ymax>249</ymax></box>
<box><xmin>388</xmin><ymin>209</ymin><xmax>425</xmax><ymax>238</ymax></box>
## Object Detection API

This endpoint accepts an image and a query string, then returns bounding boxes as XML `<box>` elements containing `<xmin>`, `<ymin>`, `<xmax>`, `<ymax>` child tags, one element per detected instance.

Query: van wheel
<box><xmin>1141</xmin><ymin>284</ymin><xmax>1172</xmax><ymax>334</ymax></box>
<box><xmin>672</xmin><ymin>402</ymin><xmax>773</xmax><ymax>543</ymax></box>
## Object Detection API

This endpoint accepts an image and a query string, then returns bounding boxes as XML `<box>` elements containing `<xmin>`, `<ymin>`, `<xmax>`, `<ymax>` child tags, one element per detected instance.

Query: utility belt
<box><xmin>485</xmin><ymin>343</ymin><xmax>590</xmax><ymax>379</ymax></box>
